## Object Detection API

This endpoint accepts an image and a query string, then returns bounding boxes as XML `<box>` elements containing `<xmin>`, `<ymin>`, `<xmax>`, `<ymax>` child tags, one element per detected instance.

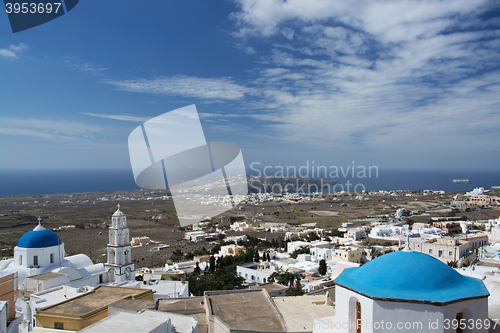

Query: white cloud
<box><xmin>0</xmin><ymin>118</ymin><xmax>104</xmax><ymax>142</ymax></box>
<box><xmin>0</xmin><ymin>49</ymin><xmax>16</xmax><ymax>59</ymax></box>
<box><xmin>62</xmin><ymin>57</ymin><xmax>107</xmax><ymax>75</ymax></box>
<box><xmin>226</xmin><ymin>0</ymin><xmax>500</xmax><ymax>155</ymax></box>
<box><xmin>104</xmin><ymin>75</ymin><xmax>248</xmax><ymax>100</ymax></box>
<box><xmin>0</xmin><ymin>42</ymin><xmax>28</xmax><ymax>59</ymax></box>
<box><xmin>281</xmin><ymin>27</ymin><xmax>295</xmax><ymax>40</ymax></box>
<box><xmin>82</xmin><ymin>113</ymin><xmax>151</xmax><ymax>122</ymax></box>
<box><xmin>235</xmin><ymin>42</ymin><xmax>257</xmax><ymax>54</ymax></box>
<box><xmin>9</xmin><ymin>42</ymin><xmax>28</xmax><ymax>53</ymax></box>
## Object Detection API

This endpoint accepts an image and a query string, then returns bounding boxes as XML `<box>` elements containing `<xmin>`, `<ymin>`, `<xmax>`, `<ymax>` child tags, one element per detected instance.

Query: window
<box><xmin>50</xmin><ymin>253</ymin><xmax>54</xmax><ymax>263</ymax></box>
<box><xmin>449</xmin><ymin>251</ymin><xmax>453</xmax><ymax>257</ymax></box>
<box><xmin>251</xmin><ymin>275</ymin><xmax>255</xmax><ymax>280</ymax></box>
<box><xmin>54</xmin><ymin>322</ymin><xmax>64</xmax><ymax>329</ymax></box>
<box><xmin>429</xmin><ymin>249</ymin><xmax>433</xmax><ymax>254</ymax></box>
<box><xmin>19</xmin><ymin>255</ymin><xmax>22</xmax><ymax>265</ymax></box>
<box><xmin>33</xmin><ymin>255</ymin><xmax>38</xmax><ymax>266</ymax></box>
<box><xmin>438</xmin><ymin>250</ymin><xmax>443</xmax><ymax>258</ymax></box>
<box><xmin>356</xmin><ymin>302</ymin><xmax>362</xmax><ymax>333</ymax></box>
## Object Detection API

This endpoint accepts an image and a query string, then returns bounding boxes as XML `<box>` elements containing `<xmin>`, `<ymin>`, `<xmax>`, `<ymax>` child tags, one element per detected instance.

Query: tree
<box><xmin>286</xmin><ymin>281</ymin><xmax>305</xmax><ymax>296</ymax></box>
<box><xmin>307</xmin><ymin>232</ymin><xmax>320</xmax><ymax>242</ymax></box>
<box><xmin>211</xmin><ymin>245</ymin><xmax>221</xmax><ymax>255</ymax></box>
<box><xmin>369</xmin><ymin>248</ymin><xmax>380</xmax><ymax>260</ymax></box>
<box><xmin>266</xmin><ymin>253</ymin><xmax>271</xmax><ymax>261</ymax></box>
<box><xmin>318</xmin><ymin>259</ymin><xmax>327</xmax><ymax>275</ymax></box>
<box><xmin>268</xmin><ymin>271</ymin><xmax>302</xmax><ymax>287</ymax></box>
<box><xmin>290</xmin><ymin>246</ymin><xmax>310</xmax><ymax>259</ymax></box>
<box><xmin>254</xmin><ymin>251</ymin><xmax>260</xmax><ymax>262</ymax></box>
<box><xmin>218</xmin><ymin>255</ymin><xmax>225</xmax><ymax>269</ymax></box>
<box><xmin>194</xmin><ymin>262</ymin><xmax>201</xmax><ymax>275</ymax></box>
<box><xmin>209</xmin><ymin>256</ymin><xmax>216</xmax><ymax>272</ymax></box>
<box><xmin>447</xmin><ymin>260</ymin><xmax>458</xmax><ymax>268</ymax></box>
<box><xmin>170</xmin><ymin>249</ymin><xmax>183</xmax><ymax>262</ymax></box>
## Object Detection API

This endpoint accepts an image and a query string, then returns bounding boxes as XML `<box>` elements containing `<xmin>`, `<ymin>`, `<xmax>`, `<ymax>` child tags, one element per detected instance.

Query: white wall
<box><xmin>335</xmin><ymin>286</ymin><xmax>374</xmax><ymax>333</ymax></box>
<box><xmin>335</xmin><ymin>286</ymin><xmax>489</xmax><ymax>333</ymax></box>
<box><xmin>236</xmin><ymin>266</ymin><xmax>273</xmax><ymax>284</ymax></box>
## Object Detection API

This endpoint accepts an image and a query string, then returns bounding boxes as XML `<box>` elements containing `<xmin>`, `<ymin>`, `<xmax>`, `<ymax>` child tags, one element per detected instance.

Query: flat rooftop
<box><xmin>37</xmin><ymin>286</ymin><xmax>153</xmax><ymax>317</ymax></box>
<box><xmin>79</xmin><ymin>312</ymin><xmax>167</xmax><ymax>333</ymax></box>
<box><xmin>108</xmin><ymin>298</ymin><xmax>156</xmax><ymax>313</ymax></box>
<box><xmin>273</xmin><ymin>295</ymin><xmax>335</xmax><ymax>332</ymax></box>
<box><xmin>157</xmin><ymin>297</ymin><xmax>205</xmax><ymax>315</ymax></box>
<box><xmin>206</xmin><ymin>289</ymin><xmax>286</xmax><ymax>332</ymax></box>
<box><xmin>157</xmin><ymin>297</ymin><xmax>208</xmax><ymax>330</ymax></box>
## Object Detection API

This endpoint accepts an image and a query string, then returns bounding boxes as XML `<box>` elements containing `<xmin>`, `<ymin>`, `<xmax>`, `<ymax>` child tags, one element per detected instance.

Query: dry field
<box><xmin>1</xmin><ymin>189</ymin><xmax>497</xmax><ymax>268</ymax></box>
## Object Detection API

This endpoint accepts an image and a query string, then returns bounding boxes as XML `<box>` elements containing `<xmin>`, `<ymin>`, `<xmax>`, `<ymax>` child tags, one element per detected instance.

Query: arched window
<box><xmin>108</xmin><ymin>268</ymin><xmax>115</xmax><ymax>282</ymax></box>
<box><xmin>455</xmin><ymin>308</ymin><xmax>472</xmax><ymax>333</ymax></box>
<box><xmin>356</xmin><ymin>302</ymin><xmax>361</xmax><ymax>333</ymax></box>
<box><xmin>456</xmin><ymin>312</ymin><xmax>463</xmax><ymax>333</ymax></box>
<box><xmin>349</xmin><ymin>297</ymin><xmax>362</xmax><ymax>333</ymax></box>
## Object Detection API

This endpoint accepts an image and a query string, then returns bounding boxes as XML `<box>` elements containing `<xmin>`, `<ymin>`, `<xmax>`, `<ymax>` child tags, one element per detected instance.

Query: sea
<box><xmin>0</xmin><ymin>168</ymin><xmax>499</xmax><ymax>197</ymax></box>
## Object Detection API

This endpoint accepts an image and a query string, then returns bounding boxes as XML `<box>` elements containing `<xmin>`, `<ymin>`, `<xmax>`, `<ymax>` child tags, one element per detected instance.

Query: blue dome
<box><xmin>17</xmin><ymin>226</ymin><xmax>61</xmax><ymax>248</ymax></box>
<box><xmin>334</xmin><ymin>250</ymin><xmax>489</xmax><ymax>304</ymax></box>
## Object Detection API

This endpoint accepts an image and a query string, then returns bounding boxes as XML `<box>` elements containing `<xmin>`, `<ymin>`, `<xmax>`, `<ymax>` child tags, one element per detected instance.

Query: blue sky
<box><xmin>1</xmin><ymin>0</ymin><xmax>499</xmax><ymax>171</ymax></box>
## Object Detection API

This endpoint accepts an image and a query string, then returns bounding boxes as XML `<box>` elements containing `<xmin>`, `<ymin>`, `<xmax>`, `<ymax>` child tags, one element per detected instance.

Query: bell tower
<box><xmin>104</xmin><ymin>204</ymin><xmax>135</xmax><ymax>282</ymax></box>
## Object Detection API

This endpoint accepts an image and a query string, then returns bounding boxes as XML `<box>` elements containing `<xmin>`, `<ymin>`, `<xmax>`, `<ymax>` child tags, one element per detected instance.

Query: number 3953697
<box><xmin>5</xmin><ymin>3</ymin><xmax>62</xmax><ymax>14</ymax></box>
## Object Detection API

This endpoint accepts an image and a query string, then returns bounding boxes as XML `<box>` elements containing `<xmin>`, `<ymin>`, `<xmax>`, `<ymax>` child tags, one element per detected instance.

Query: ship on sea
<box><xmin>453</xmin><ymin>179</ymin><xmax>471</xmax><ymax>184</ymax></box>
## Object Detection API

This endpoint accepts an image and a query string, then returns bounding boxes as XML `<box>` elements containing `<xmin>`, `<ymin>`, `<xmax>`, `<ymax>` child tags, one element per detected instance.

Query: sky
<box><xmin>1</xmin><ymin>0</ymin><xmax>499</xmax><ymax>172</ymax></box>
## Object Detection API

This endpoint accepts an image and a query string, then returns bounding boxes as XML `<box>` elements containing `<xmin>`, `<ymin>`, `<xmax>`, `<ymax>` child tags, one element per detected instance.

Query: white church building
<box><xmin>314</xmin><ymin>244</ymin><xmax>490</xmax><ymax>332</ymax></box>
<box><xmin>0</xmin><ymin>205</ymin><xmax>135</xmax><ymax>287</ymax></box>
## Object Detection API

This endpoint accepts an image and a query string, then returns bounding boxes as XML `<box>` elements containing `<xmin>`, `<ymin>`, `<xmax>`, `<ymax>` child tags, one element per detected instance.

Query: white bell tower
<box><xmin>104</xmin><ymin>204</ymin><xmax>135</xmax><ymax>282</ymax></box>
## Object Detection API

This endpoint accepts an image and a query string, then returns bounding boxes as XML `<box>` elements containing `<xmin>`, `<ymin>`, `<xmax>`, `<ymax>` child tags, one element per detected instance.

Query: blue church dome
<box><xmin>17</xmin><ymin>224</ymin><xmax>61</xmax><ymax>248</ymax></box>
<box><xmin>334</xmin><ymin>250</ymin><xmax>489</xmax><ymax>303</ymax></box>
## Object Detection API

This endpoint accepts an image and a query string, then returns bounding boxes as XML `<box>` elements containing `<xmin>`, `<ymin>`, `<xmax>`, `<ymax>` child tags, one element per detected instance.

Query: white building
<box><xmin>0</xmin><ymin>220</ymin><xmax>105</xmax><ymax>288</ymax></box>
<box><xmin>310</xmin><ymin>247</ymin><xmax>332</xmax><ymax>261</ymax></box>
<box><xmin>316</xmin><ymin>247</ymin><xmax>490</xmax><ymax>333</ymax></box>
<box><xmin>465</xmin><ymin>187</ymin><xmax>486</xmax><ymax>196</ymax></box>
<box><xmin>287</xmin><ymin>241</ymin><xmax>311</xmax><ymax>254</ymax></box>
<box><xmin>345</xmin><ymin>228</ymin><xmax>366</xmax><ymax>240</ymax></box>
<box><xmin>104</xmin><ymin>205</ymin><xmax>135</xmax><ymax>283</ymax></box>
<box><xmin>140</xmin><ymin>280</ymin><xmax>189</xmax><ymax>300</ymax></box>
<box><xmin>369</xmin><ymin>225</ymin><xmax>405</xmax><ymax>238</ymax></box>
<box><xmin>79</xmin><ymin>310</ymin><xmax>198</xmax><ymax>333</ymax></box>
<box><xmin>19</xmin><ymin>285</ymin><xmax>95</xmax><ymax>331</ymax></box>
<box><xmin>237</xmin><ymin>262</ymin><xmax>275</xmax><ymax>284</ymax></box>
<box><xmin>230</xmin><ymin>221</ymin><xmax>255</xmax><ymax>232</ymax></box>
<box><xmin>218</xmin><ymin>245</ymin><xmax>245</xmax><ymax>257</ymax></box>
